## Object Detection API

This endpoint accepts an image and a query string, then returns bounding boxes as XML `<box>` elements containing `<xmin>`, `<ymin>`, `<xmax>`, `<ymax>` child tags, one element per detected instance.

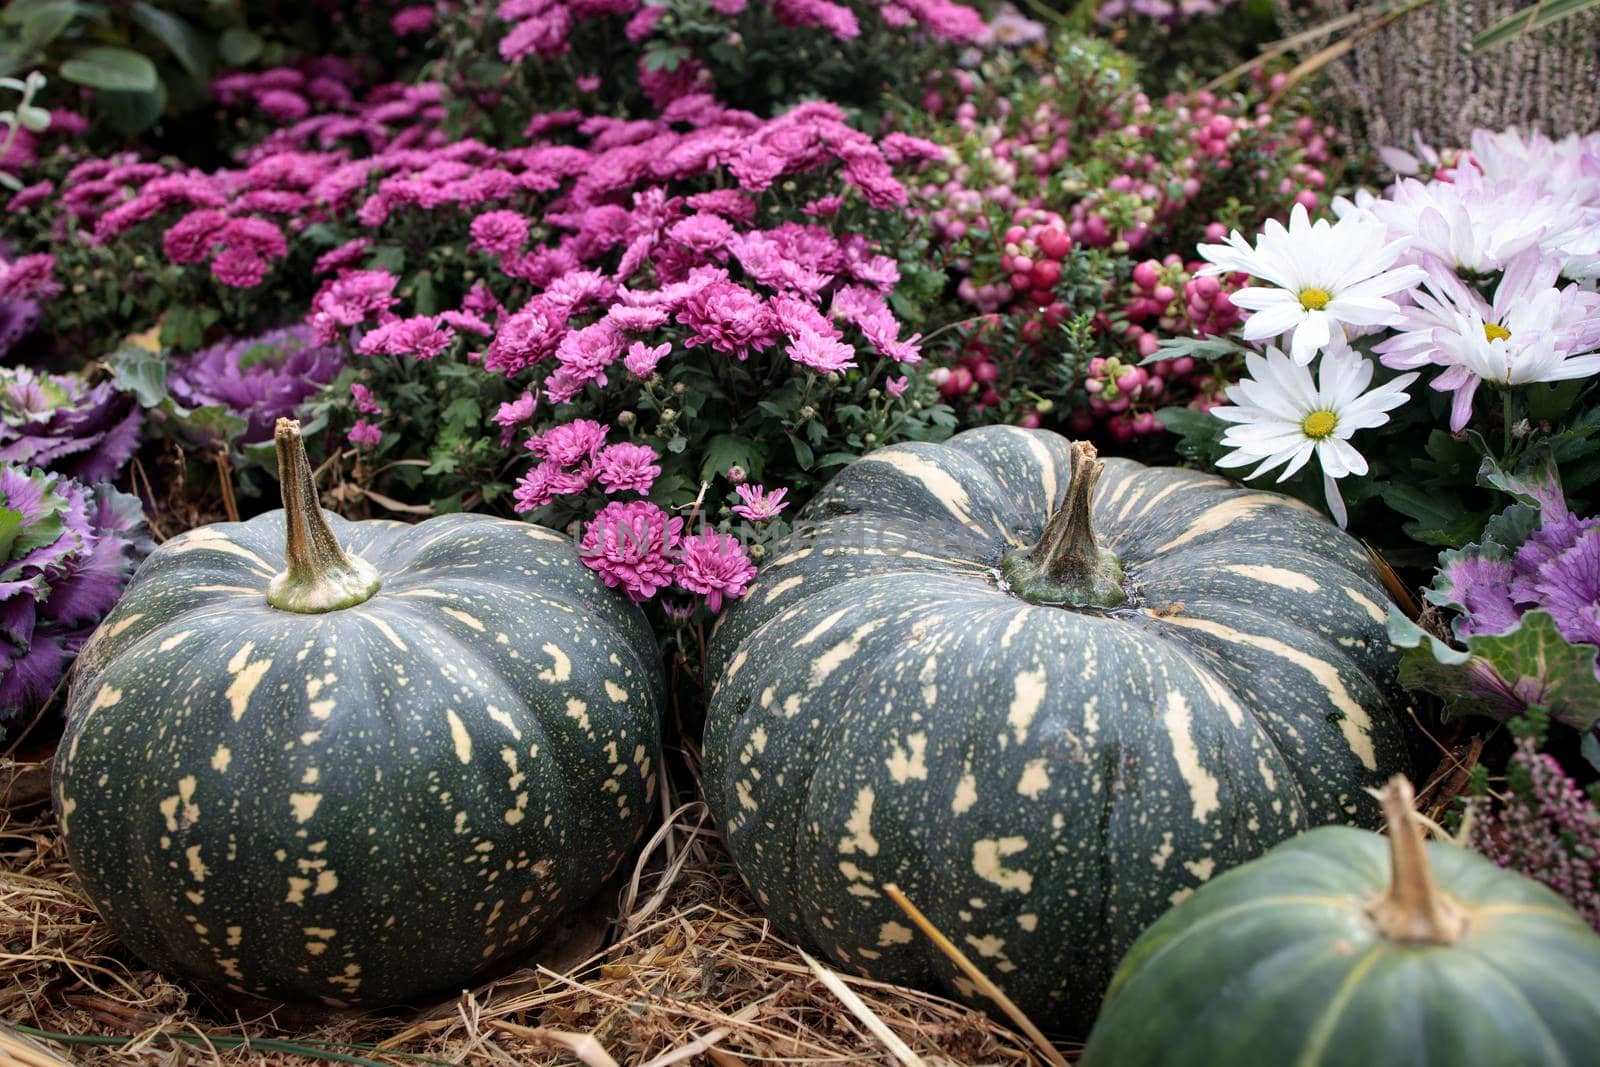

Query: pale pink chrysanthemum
<box><xmin>732</xmin><ymin>484</ymin><xmax>789</xmax><ymax>522</ymax></box>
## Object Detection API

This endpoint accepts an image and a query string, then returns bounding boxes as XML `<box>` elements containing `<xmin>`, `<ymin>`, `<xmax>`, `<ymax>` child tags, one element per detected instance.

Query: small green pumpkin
<box><xmin>54</xmin><ymin>420</ymin><xmax>664</xmax><ymax>1005</ymax></box>
<box><xmin>702</xmin><ymin>425</ymin><xmax>1413</xmax><ymax>1034</ymax></box>
<box><xmin>1082</xmin><ymin>777</ymin><xmax>1600</xmax><ymax>1066</ymax></box>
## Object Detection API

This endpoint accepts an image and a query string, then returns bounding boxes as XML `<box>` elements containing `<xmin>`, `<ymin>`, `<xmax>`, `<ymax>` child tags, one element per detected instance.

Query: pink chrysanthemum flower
<box><xmin>580</xmin><ymin>501</ymin><xmax>683</xmax><ymax>602</ymax></box>
<box><xmin>513</xmin><ymin>461</ymin><xmax>594</xmax><ymax>511</ymax></box>
<box><xmin>677</xmin><ymin>281</ymin><xmax>776</xmax><ymax>360</ymax></box>
<box><xmin>529</xmin><ymin>418</ymin><xmax>608</xmax><ymax>466</ymax></box>
<box><xmin>594</xmin><ymin>442</ymin><xmax>662</xmax><ymax>495</ymax></box>
<box><xmin>348</xmin><ymin>419</ymin><xmax>383</xmax><ymax>447</ymax></box>
<box><xmin>675</xmin><ymin>530</ymin><xmax>757</xmax><ymax>612</ymax></box>
<box><xmin>0</xmin><ymin>254</ymin><xmax>60</xmax><ymax>301</ymax></box>
<box><xmin>788</xmin><ymin>329</ymin><xmax>856</xmax><ymax>373</ymax></box>
<box><xmin>350</xmin><ymin>382</ymin><xmax>383</xmax><ymax>415</ymax></box>
<box><xmin>886</xmin><ymin>375</ymin><xmax>910</xmax><ymax>397</ymax></box>
<box><xmin>624</xmin><ymin>341</ymin><xmax>670</xmax><ymax>378</ymax></box>
<box><xmin>492</xmin><ymin>390</ymin><xmax>538</xmax><ymax>444</ymax></box>
<box><xmin>732</xmin><ymin>484</ymin><xmax>789</xmax><ymax>521</ymax></box>
<box><xmin>313</xmin><ymin>238</ymin><xmax>371</xmax><ymax>276</ymax></box>
<box><xmin>211</xmin><ymin>248</ymin><xmax>270</xmax><ymax>289</ymax></box>
<box><xmin>470</xmin><ymin>210</ymin><xmax>530</xmax><ymax>257</ymax></box>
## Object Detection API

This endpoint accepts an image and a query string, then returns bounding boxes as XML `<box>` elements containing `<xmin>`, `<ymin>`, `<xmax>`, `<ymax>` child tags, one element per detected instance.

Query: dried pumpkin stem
<box><xmin>1366</xmin><ymin>776</ymin><xmax>1469</xmax><ymax>944</ymax></box>
<box><xmin>267</xmin><ymin>418</ymin><xmax>382</xmax><ymax>613</ymax></box>
<box><xmin>1002</xmin><ymin>441</ymin><xmax>1126</xmax><ymax>608</ymax></box>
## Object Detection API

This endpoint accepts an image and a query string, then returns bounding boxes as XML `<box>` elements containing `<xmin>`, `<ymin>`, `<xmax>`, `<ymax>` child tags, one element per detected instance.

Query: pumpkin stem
<box><xmin>1366</xmin><ymin>776</ymin><xmax>1469</xmax><ymax>944</ymax></box>
<box><xmin>1001</xmin><ymin>441</ymin><xmax>1127</xmax><ymax>608</ymax></box>
<box><xmin>266</xmin><ymin>418</ymin><xmax>382</xmax><ymax>613</ymax></box>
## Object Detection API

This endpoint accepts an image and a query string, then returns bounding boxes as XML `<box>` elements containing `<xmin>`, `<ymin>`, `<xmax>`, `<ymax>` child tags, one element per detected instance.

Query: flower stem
<box><xmin>1001</xmin><ymin>440</ymin><xmax>1127</xmax><ymax>608</ymax></box>
<box><xmin>266</xmin><ymin>418</ymin><xmax>382</xmax><ymax>613</ymax></box>
<box><xmin>1366</xmin><ymin>776</ymin><xmax>1470</xmax><ymax>944</ymax></box>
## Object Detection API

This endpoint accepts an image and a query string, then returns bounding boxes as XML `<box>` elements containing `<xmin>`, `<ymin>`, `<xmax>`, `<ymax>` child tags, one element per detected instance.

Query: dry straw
<box><xmin>1</xmin><ymin>755</ymin><xmax>1047</xmax><ymax>1065</ymax></box>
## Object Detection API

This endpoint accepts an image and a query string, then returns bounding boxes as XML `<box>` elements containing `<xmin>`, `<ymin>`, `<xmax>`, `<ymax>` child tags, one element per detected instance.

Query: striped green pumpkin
<box><xmin>53</xmin><ymin>420</ymin><xmax>664</xmax><ymax>1006</ymax></box>
<box><xmin>1081</xmin><ymin>778</ymin><xmax>1600</xmax><ymax>1066</ymax></box>
<box><xmin>703</xmin><ymin>425</ymin><xmax>1412</xmax><ymax>1035</ymax></box>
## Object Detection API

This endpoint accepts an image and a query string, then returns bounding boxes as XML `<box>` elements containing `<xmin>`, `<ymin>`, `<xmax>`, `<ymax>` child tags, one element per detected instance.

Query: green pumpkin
<box><xmin>1082</xmin><ymin>777</ymin><xmax>1600</xmax><ymax>1066</ymax></box>
<box><xmin>702</xmin><ymin>425</ymin><xmax>1412</xmax><ymax>1034</ymax></box>
<box><xmin>53</xmin><ymin>420</ymin><xmax>664</xmax><ymax>1006</ymax></box>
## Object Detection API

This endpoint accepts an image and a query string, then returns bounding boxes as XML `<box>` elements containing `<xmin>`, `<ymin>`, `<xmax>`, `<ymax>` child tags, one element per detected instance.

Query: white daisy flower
<box><xmin>1212</xmin><ymin>342</ymin><xmax>1418</xmax><ymax>527</ymax></box>
<box><xmin>1197</xmin><ymin>203</ymin><xmax>1425</xmax><ymax>366</ymax></box>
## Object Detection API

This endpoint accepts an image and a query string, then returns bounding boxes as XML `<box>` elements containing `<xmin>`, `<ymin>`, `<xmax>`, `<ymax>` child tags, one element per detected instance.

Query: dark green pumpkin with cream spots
<box><xmin>703</xmin><ymin>425</ymin><xmax>1412</xmax><ymax>1036</ymax></box>
<box><xmin>53</xmin><ymin>420</ymin><xmax>664</xmax><ymax>1005</ymax></box>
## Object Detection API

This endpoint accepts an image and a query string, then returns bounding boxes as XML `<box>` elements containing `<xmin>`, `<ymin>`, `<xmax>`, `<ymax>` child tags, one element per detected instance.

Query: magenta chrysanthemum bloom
<box><xmin>606</xmin><ymin>305</ymin><xmax>670</xmax><ymax>333</ymax></box>
<box><xmin>6</xmin><ymin>180</ymin><xmax>52</xmax><ymax>213</ymax></box>
<box><xmin>669</xmin><ymin>213</ymin><xmax>735</xmax><ymax>254</ymax></box>
<box><xmin>579</xmin><ymin>501</ymin><xmax>683</xmax><ymax>602</ymax></box>
<box><xmin>0</xmin><ymin>253</ymin><xmax>60</xmax><ymax>302</ymax></box>
<box><xmin>258</xmin><ymin>89</ymin><xmax>310</xmax><ymax>122</ymax></box>
<box><xmin>358</xmin><ymin>315</ymin><xmax>456</xmax><ymax>360</ymax></box>
<box><xmin>732</xmin><ymin>484</ymin><xmax>789</xmax><ymax>522</ymax></box>
<box><xmin>350</xmin><ymin>382</ymin><xmax>382</xmax><ymax>415</ymax></box>
<box><xmin>788</xmin><ymin>329</ymin><xmax>856</xmax><ymax>373</ymax></box>
<box><xmin>513</xmin><ymin>460</ymin><xmax>593</xmax><ymax>511</ymax></box>
<box><xmin>624</xmin><ymin>340</ymin><xmax>670</xmax><ymax>378</ymax></box>
<box><xmin>211</xmin><ymin>248</ymin><xmax>270</xmax><ymax>288</ymax></box>
<box><xmin>163</xmin><ymin>209</ymin><xmax>229</xmax><ymax>264</ymax></box>
<box><xmin>470</xmin><ymin>210</ymin><xmax>530</xmax><ymax>257</ymax></box>
<box><xmin>594</xmin><ymin>442</ymin><xmax>661</xmax><ymax>495</ymax></box>
<box><xmin>309</xmin><ymin>269</ymin><xmax>400</xmax><ymax>344</ymax></box>
<box><xmin>167</xmin><ymin>324</ymin><xmax>343</xmax><ymax>447</ymax></box>
<box><xmin>674</xmin><ymin>529</ymin><xmax>757</xmax><ymax>612</ymax></box>
<box><xmin>391</xmin><ymin>5</ymin><xmax>435</xmax><ymax>34</ymax></box>
<box><xmin>677</xmin><ymin>281</ymin><xmax>776</xmax><ymax>360</ymax></box>
<box><xmin>313</xmin><ymin>238</ymin><xmax>371</xmax><ymax>276</ymax></box>
<box><xmin>887</xmin><ymin>375</ymin><xmax>910</xmax><ymax>397</ymax></box>
<box><xmin>492</xmin><ymin>390</ymin><xmax>538</xmax><ymax>444</ymax></box>
<box><xmin>529</xmin><ymin>418</ymin><xmax>608</xmax><ymax>466</ymax></box>
<box><xmin>348</xmin><ymin>419</ymin><xmax>383</xmax><ymax>447</ymax></box>
<box><xmin>554</xmin><ymin>320</ymin><xmax>626</xmax><ymax>386</ymax></box>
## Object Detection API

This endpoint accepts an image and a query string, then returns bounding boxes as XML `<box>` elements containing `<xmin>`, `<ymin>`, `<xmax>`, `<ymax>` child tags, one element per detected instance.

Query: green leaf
<box><xmin>699</xmin><ymin>434</ymin><xmax>765</xmax><ymax>483</ymax></box>
<box><xmin>160</xmin><ymin>305</ymin><xmax>218</xmax><ymax>350</ymax></box>
<box><xmin>1379</xmin><ymin>483</ymin><xmax>1488</xmax><ymax>548</ymax></box>
<box><xmin>97</xmin><ymin>81</ymin><xmax>168</xmax><ymax>135</ymax></box>
<box><xmin>217</xmin><ymin>26</ymin><xmax>263</xmax><ymax>66</ymax></box>
<box><xmin>1141</xmin><ymin>335</ymin><xmax>1247</xmax><ymax>366</ymax></box>
<box><xmin>106</xmin><ymin>344</ymin><xmax>170</xmax><ymax>408</ymax></box>
<box><xmin>59</xmin><ymin>46</ymin><xmax>159</xmax><ymax>92</ymax></box>
<box><xmin>0</xmin><ymin>507</ymin><xmax>24</xmax><ymax>562</ymax></box>
<box><xmin>19</xmin><ymin>2</ymin><xmax>78</xmax><ymax>50</ymax></box>
<box><xmin>1471</xmin><ymin>0</ymin><xmax>1598</xmax><ymax>51</ymax></box>
<box><xmin>1389</xmin><ymin>609</ymin><xmax>1600</xmax><ymax>731</ymax></box>
<box><xmin>130</xmin><ymin>1</ymin><xmax>210</xmax><ymax>81</ymax></box>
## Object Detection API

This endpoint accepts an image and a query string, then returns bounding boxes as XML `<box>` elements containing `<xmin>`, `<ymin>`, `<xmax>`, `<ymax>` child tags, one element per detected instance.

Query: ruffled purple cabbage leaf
<box><xmin>0</xmin><ymin>366</ymin><xmax>143</xmax><ymax>483</ymax></box>
<box><xmin>0</xmin><ymin>466</ymin><xmax>152</xmax><ymax>730</ymax></box>
<box><xmin>1389</xmin><ymin>464</ymin><xmax>1600</xmax><ymax>730</ymax></box>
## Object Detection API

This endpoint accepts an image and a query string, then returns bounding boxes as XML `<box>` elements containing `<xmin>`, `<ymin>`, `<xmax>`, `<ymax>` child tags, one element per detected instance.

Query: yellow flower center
<box><xmin>1484</xmin><ymin>322</ymin><xmax>1511</xmax><ymax>343</ymax></box>
<box><xmin>1301</xmin><ymin>410</ymin><xmax>1338</xmax><ymax>439</ymax></box>
<box><xmin>1299</xmin><ymin>287</ymin><xmax>1331</xmax><ymax>310</ymax></box>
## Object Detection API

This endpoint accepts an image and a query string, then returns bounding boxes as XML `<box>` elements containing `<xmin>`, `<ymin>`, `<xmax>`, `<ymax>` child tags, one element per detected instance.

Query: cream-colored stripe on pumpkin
<box><xmin>1152</xmin><ymin>495</ymin><xmax>1279</xmax><ymax>554</ymax></box>
<box><xmin>1161</xmin><ymin>615</ymin><xmax>1378</xmax><ymax>771</ymax></box>
<box><xmin>861</xmin><ymin>449</ymin><xmax>977</xmax><ymax>528</ymax></box>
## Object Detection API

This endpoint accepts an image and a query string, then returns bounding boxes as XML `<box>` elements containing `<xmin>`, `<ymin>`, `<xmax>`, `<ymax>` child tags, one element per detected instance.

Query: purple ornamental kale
<box><xmin>1438</xmin><ymin>492</ymin><xmax>1600</xmax><ymax>658</ymax></box>
<box><xmin>0</xmin><ymin>367</ymin><xmax>143</xmax><ymax>483</ymax></box>
<box><xmin>0</xmin><ymin>466</ymin><xmax>152</xmax><ymax>726</ymax></box>
<box><xmin>166</xmin><ymin>324</ymin><xmax>344</xmax><ymax>447</ymax></box>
